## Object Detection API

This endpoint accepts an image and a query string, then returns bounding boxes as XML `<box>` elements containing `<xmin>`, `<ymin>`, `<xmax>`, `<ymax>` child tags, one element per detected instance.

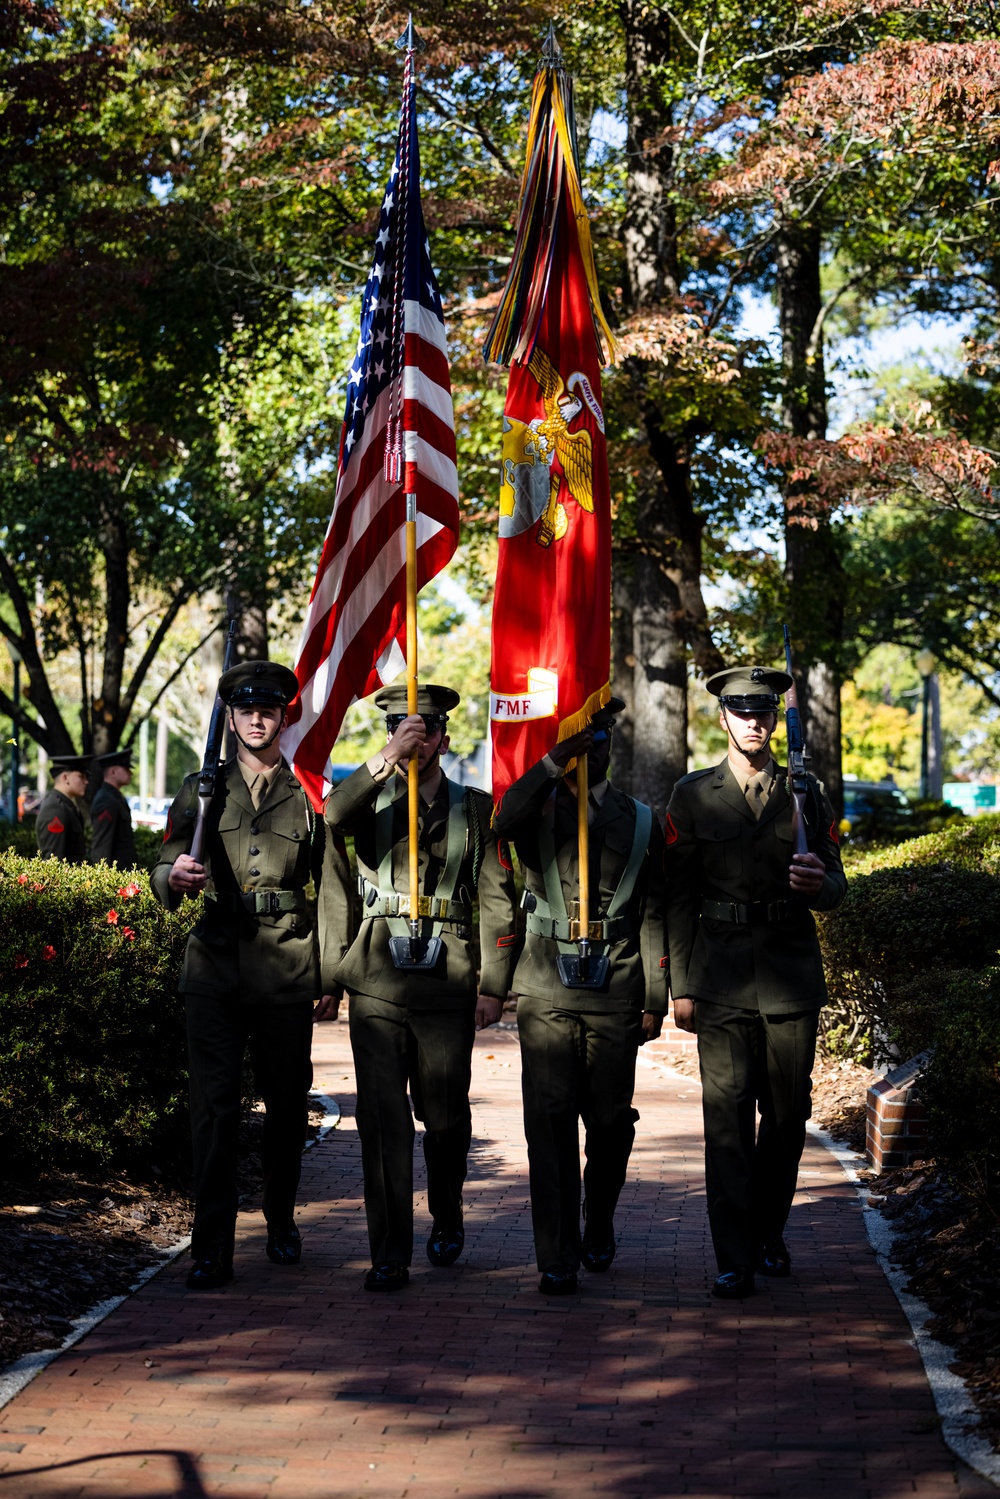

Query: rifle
<box><xmin>782</xmin><ymin>625</ymin><xmax>810</xmax><ymax>858</ymax></box>
<box><xmin>189</xmin><ymin>619</ymin><xmax>238</xmax><ymax>867</ymax></box>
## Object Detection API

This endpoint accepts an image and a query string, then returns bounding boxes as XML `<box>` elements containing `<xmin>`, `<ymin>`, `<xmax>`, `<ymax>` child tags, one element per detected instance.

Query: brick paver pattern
<box><xmin>0</xmin><ymin>1020</ymin><xmax>990</xmax><ymax>1499</ymax></box>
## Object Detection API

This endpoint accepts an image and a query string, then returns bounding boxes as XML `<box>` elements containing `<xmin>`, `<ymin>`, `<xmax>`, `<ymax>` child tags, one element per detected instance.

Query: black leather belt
<box><xmin>206</xmin><ymin>890</ymin><xmax>307</xmax><ymax>916</ymax></box>
<box><xmin>701</xmin><ymin>897</ymin><xmax>803</xmax><ymax>926</ymax></box>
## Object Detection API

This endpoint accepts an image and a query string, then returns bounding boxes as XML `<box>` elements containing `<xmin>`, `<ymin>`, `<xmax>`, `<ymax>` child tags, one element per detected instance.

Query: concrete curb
<box><xmin>808</xmin><ymin>1121</ymin><xmax>1000</xmax><ymax>1489</ymax></box>
<box><xmin>0</xmin><ymin>1235</ymin><xmax>192</xmax><ymax>1414</ymax></box>
<box><xmin>0</xmin><ymin>1089</ymin><xmax>341</xmax><ymax>1416</ymax></box>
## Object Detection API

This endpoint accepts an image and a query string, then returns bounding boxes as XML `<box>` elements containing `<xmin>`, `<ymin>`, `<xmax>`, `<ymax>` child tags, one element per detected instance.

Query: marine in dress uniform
<box><xmin>664</xmin><ymin>666</ymin><xmax>847</xmax><ymax>1299</ymax></box>
<box><xmin>493</xmin><ymin>699</ymin><xmax>668</xmax><ymax>1296</ymax></box>
<box><xmin>91</xmin><ymin>749</ymin><xmax>138</xmax><ymax>868</ymax></box>
<box><xmin>325</xmin><ymin>684</ymin><xmax>518</xmax><ymax>1294</ymax></box>
<box><xmin>36</xmin><ymin>755</ymin><xmax>90</xmax><ymax>864</ymax></box>
<box><xmin>152</xmin><ymin>661</ymin><xmax>351</xmax><ymax>1290</ymax></box>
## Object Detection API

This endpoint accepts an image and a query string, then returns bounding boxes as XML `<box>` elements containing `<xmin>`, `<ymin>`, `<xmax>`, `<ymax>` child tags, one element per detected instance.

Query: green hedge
<box><xmin>843</xmin><ymin>811</ymin><xmax>1000</xmax><ymax>877</ymax></box>
<box><xmin>0</xmin><ymin>852</ymin><xmax>196</xmax><ymax>1170</ymax></box>
<box><xmin>0</xmin><ymin>818</ymin><xmax>165</xmax><ymax>872</ymax></box>
<box><xmin>820</xmin><ymin>816</ymin><xmax>1000</xmax><ymax>1177</ymax></box>
<box><xmin>919</xmin><ymin>969</ymin><xmax>1000</xmax><ymax>1179</ymax></box>
<box><xmin>819</xmin><ymin>865</ymin><xmax>1000</xmax><ymax>1061</ymax></box>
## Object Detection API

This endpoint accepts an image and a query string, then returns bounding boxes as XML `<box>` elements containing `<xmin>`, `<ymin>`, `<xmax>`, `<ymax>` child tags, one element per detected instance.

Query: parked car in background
<box><xmin>840</xmin><ymin>779</ymin><xmax>916</xmax><ymax>843</ymax></box>
<box><xmin>127</xmin><ymin>795</ymin><xmax>170</xmax><ymax>831</ymax></box>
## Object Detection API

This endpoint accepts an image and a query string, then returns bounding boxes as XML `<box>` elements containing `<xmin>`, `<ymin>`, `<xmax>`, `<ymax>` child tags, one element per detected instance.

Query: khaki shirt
<box><xmin>664</xmin><ymin>758</ymin><xmax>847</xmax><ymax>1014</ymax></box>
<box><xmin>151</xmin><ymin>758</ymin><xmax>352</xmax><ymax>1006</ymax></box>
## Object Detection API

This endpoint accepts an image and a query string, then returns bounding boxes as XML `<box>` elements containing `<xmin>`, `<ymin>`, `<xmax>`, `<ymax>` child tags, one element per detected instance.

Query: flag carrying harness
<box><xmin>523</xmin><ymin>798</ymin><xmax>652</xmax><ymax>957</ymax></box>
<box><xmin>358</xmin><ymin>779</ymin><xmax>472</xmax><ymax>940</ymax></box>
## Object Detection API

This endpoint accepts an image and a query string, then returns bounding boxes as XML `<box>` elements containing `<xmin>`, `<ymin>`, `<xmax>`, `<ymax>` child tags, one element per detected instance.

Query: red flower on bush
<box><xmin>32</xmin><ymin>882</ymin><xmax>45</xmax><ymax>892</ymax></box>
<box><xmin>17</xmin><ymin>874</ymin><xmax>28</xmax><ymax>885</ymax></box>
<box><xmin>106</xmin><ymin>909</ymin><xmax>119</xmax><ymax>925</ymax></box>
<box><xmin>41</xmin><ymin>945</ymin><xmax>56</xmax><ymax>962</ymax></box>
<box><xmin>14</xmin><ymin>953</ymin><xmax>28</xmax><ymax>968</ymax></box>
<box><xmin>118</xmin><ymin>883</ymin><xmax>141</xmax><ymax>900</ymax></box>
<box><xmin>121</xmin><ymin>927</ymin><xmax>136</xmax><ymax>942</ymax></box>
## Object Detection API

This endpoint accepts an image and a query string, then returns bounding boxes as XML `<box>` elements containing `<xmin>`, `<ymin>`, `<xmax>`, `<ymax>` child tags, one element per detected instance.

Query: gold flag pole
<box><xmin>405</xmin><ymin>488</ymin><xmax>421</xmax><ymax>956</ymax></box>
<box><xmin>576</xmin><ymin>749</ymin><xmax>591</xmax><ymax>978</ymax></box>
<box><xmin>397</xmin><ymin>14</ymin><xmax>423</xmax><ymax>960</ymax></box>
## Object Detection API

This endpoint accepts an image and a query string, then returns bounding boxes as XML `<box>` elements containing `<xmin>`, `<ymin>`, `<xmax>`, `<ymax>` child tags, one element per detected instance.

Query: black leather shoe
<box><xmin>580</xmin><ymin>1234</ymin><xmax>616</xmax><ymax>1273</ymax></box>
<box><xmin>364</xmin><ymin>1261</ymin><xmax>409</xmax><ymax>1293</ymax></box>
<box><xmin>427</xmin><ymin>1221</ymin><xmax>465</xmax><ymax>1267</ymax></box>
<box><xmin>712</xmin><ymin>1268</ymin><xmax>756</xmax><ymax>1300</ymax></box>
<box><xmin>186</xmin><ymin>1254</ymin><xmax>234</xmax><ymax>1291</ymax></box>
<box><xmin>757</xmin><ymin>1238</ymin><xmax>791</xmax><ymax>1277</ymax></box>
<box><xmin>266</xmin><ymin>1224</ymin><xmax>302</xmax><ymax>1265</ymax></box>
<box><xmin>539</xmin><ymin>1266</ymin><xmax>578</xmax><ymax>1296</ymax></box>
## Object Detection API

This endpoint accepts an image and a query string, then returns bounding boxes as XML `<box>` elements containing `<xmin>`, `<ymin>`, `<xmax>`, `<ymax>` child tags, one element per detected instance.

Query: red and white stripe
<box><xmin>283</xmin><ymin>301</ymin><xmax>459</xmax><ymax>809</ymax></box>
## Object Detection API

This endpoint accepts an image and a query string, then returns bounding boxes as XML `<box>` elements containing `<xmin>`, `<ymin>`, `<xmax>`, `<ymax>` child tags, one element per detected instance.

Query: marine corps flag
<box><xmin>485</xmin><ymin>30</ymin><xmax>616</xmax><ymax>808</ymax></box>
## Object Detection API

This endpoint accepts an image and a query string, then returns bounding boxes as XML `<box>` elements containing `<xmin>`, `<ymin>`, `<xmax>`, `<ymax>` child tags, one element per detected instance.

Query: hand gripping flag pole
<box><xmin>485</xmin><ymin>26</ymin><xmax>616</xmax><ymax>988</ymax></box>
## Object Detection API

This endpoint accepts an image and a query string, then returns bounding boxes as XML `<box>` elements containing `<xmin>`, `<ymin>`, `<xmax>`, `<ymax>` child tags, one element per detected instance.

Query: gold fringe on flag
<box><xmin>483</xmin><ymin>33</ymin><xmax>616</xmax><ymax>369</ymax></box>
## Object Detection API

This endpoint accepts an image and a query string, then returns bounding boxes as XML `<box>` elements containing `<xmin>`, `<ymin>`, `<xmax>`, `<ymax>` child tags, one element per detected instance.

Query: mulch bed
<box><xmin>861</xmin><ymin>1160</ymin><xmax>1000</xmax><ymax>1452</ymax></box>
<box><xmin>0</xmin><ymin>1104</ymin><xmax>325</xmax><ymax>1375</ymax></box>
<box><xmin>809</xmin><ymin>1055</ymin><xmax>1000</xmax><ymax>1456</ymax></box>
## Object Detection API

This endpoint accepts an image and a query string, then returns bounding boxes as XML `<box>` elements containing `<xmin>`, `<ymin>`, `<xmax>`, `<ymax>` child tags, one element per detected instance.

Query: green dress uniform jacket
<box><xmin>664</xmin><ymin>758</ymin><xmax>846</xmax><ymax>1013</ymax></box>
<box><xmin>90</xmin><ymin>782</ymin><xmax>137</xmax><ymax>868</ymax></box>
<box><xmin>151</xmin><ymin>755</ymin><xmax>350</xmax><ymax>1262</ymax></box>
<box><xmin>493</xmin><ymin>760</ymin><xmax>668</xmax><ymax>1013</ymax></box>
<box><xmin>36</xmin><ymin>789</ymin><xmax>88</xmax><ymax>864</ymax></box>
<box><xmin>325</xmin><ymin>764</ymin><xmax>518</xmax><ymax>1006</ymax></box>
<box><xmin>152</xmin><ymin>758</ymin><xmax>351</xmax><ymax>1005</ymax></box>
<box><xmin>493</xmin><ymin>760</ymin><xmax>667</xmax><ymax>1274</ymax></box>
<box><xmin>325</xmin><ymin>763</ymin><xmax>518</xmax><ymax>1268</ymax></box>
<box><xmin>664</xmin><ymin>755</ymin><xmax>847</xmax><ymax>1275</ymax></box>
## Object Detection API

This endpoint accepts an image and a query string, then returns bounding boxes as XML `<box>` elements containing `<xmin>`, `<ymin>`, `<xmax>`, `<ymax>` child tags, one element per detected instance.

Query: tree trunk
<box><xmin>777</xmin><ymin>223</ymin><xmax>844</xmax><ymax>815</ymax></box>
<box><xmin>619</xmin><ymin>0</ymin><xmax>724</xmax><ymax>808</ymax></box>
<box><xmin>227</xmin><ymin>590</ymin><xmax>268</xmax><ymax>660</ymax></box>
<box><xmin>928</xmin><ymin>672</ymin><xmax>943</xmax><ymax>800</ymax></box>
<box><xmin>611</xmin><ymin>553</ymin><xmax>635</xmax><ymax>793</ymax></box>
<box><xmin>631</xmin><ymin>553</ymin><xmax>686</xmax><ymax>823</ymax></box>
<box><xmin>94</xmin><ymin>500</ymin><xmax>131</xmax><ymax>756</ymax></box>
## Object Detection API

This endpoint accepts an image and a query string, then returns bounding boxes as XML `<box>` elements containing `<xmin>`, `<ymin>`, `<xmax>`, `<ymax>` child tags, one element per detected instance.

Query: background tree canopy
<box><xmin>1</xmin><ymin>0</ymin><xmax>997</xmax><ymax>808</ymax></box>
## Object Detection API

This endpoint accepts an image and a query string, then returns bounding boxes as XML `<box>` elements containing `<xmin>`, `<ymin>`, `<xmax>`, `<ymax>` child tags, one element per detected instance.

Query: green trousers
<box><xmin>349</xmin><ymin>993</ymin><xmax>475</xmax><ymax>1266</ymax></box>
<box><xmin>694</xmin><ymin>1000</ymin><xmax>818</xmax><ymax>1272</ymax></box>
<box><xmin>518</xmin><ymin>995</ymin><xmax>642</xmax><ymax>1272</ymax></box>
<box><xmin>185</xmin><ymin>994</ymin><xmax>313</xmax><ymax>1261</ymax></box>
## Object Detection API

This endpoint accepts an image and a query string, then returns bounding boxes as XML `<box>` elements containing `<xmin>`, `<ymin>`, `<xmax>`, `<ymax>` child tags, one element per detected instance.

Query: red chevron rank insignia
<box><xmin>47</xmin><ymin>818</ymin><xmax>65</xmax><ymax>835</ymax></box>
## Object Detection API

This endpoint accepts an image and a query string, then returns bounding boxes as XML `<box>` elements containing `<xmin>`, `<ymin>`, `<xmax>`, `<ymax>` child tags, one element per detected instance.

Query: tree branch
<box><xmin>124</xmin><ymin>618</ymin><xmax>227</xmax><ymax>743</ymax></box>
<box><xmin>0</xmin><ymin>554</ymin><xmax>73</xmax><ymax>753</ymax></box>
<box><xmin>118</xmin><ymin>590</ymin><xmax>194</xmax><ymax>729</ymax></box>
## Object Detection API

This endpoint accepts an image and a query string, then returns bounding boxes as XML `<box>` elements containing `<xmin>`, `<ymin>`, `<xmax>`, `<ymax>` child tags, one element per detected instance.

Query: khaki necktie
<box><xmin>745</xmin><ymin>770</ymin><xmax>770</xmax><ymax>820</ymax></box>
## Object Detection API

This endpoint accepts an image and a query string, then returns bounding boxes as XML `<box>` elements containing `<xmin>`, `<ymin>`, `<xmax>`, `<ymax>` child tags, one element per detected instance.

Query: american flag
<box><xmin>284</xmin><ymin>59</ymin><xmax>460</xmax><ymax>809</ymax></box>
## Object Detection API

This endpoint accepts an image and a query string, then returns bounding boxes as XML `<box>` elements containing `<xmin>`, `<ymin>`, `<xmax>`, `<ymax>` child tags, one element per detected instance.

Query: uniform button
<box><xmin>249</xmin><ymin>868</ymin><xmax>260</xmax><ymax>877</ymax></box>
<box><xmin>249</xmin><ymin>846</ymin><xmax>260</xmax><ymax>856</ymax></box>
<box><xmin>292</xmin><ymin>831</ymin><xmax>300</xmax><ymax>840</ymax></box>
<box><xmin>250</xmin><ymin>826</ymin><xmax>260</xmax><ymax>836</ymax></box>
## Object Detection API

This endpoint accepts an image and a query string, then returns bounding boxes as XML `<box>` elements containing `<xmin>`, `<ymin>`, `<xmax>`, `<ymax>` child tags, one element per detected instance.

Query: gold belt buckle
<box><xmin>568</xmin><ymin>918</ymin><xmax>604</xmax><ymax>942</ymax></box>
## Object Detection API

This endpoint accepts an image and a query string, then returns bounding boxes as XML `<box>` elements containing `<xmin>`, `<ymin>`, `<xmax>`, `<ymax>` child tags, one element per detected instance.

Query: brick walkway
<box><xmin>0</xmin><ymin>1019</ymin><xmax>993</xmax><ymax>1499</ymax></box>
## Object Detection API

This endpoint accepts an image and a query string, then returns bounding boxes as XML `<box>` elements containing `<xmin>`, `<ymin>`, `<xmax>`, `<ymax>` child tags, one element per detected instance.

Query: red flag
<box><xmin>486</xmin><ymin>44</ymin><xmax>615</xmax><ymax>808</ymax></box>
<box><xmin>283</xmin><ymin>57</ymin><xmax>459</xmax><ymax>809</ymax></box>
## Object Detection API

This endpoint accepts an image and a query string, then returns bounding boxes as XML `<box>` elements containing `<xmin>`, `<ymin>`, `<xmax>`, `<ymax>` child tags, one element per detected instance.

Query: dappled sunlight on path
<box><xmin>0</xmin><ymin>1022</ymin><xmax>991</xmax><ymax>1498</ymax></box>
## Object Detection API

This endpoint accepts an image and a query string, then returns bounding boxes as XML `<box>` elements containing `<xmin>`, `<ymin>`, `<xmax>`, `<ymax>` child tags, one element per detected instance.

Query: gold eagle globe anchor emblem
<box><xmin>500</xmin><ymin>347</ymin><xmax>605</xmax><ymax>548</ymax></box>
